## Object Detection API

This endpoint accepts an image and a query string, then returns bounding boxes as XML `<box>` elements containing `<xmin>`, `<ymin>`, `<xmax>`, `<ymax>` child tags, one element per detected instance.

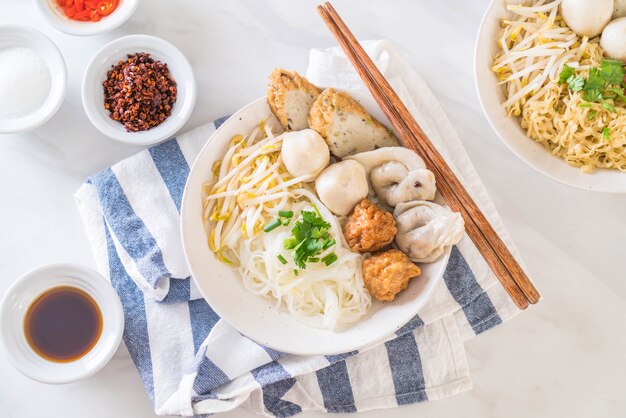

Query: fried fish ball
<box><xmin>362</xmin><ymin>249</ymin><xmax>421</xmax><ymax>302</ymax></box>
<box><xmin>343</xmin><ymin>199</ymin><xmax>396</xmax><ymax>253</ymax></box>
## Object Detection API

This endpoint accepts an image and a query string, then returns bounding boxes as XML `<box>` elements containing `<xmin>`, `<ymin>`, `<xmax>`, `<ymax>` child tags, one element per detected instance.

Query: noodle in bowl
<box><xmin>475</xmin><ymin>0</ymin><xmax>626</xmax><ymax>192</ymax></box>
<box><xmin>239</xmin><ymin>201</ymin><xmax>369</xmax><ymax>330</ymax></box>
<box><xmin>180</xmin><ymin>98</ymin><xmax>449</xmax><ymax>354</ymax></box>
<box><xmin>492</xmin><ymin>0</ymin><xmax>626</xmax><ymax>173</ymax></box>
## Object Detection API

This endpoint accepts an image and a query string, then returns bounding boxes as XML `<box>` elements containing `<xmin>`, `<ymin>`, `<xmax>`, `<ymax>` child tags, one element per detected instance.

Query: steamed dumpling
<box><xmin>344</xmin><ymin>147</ymin><xmax>436</xmax><ymax>207</ymax></box>
<box><xmin>281</xmin><ymin>129</ymin><xmax>329</xmax><ymax>180</ymax></box>
<box><xmin>370</xmin><ymin>162</ymin><xmax>436</xmax><ymax>207</ymax></box>
<box><xmin>315</xmin><ymin>160</ymin><xmax>369</xmax><ymax>216</ymax></box>
<box><xmin>394</xmin><ymin>200</ymin><xmax>464</xmax><ymax>263</ymax></box>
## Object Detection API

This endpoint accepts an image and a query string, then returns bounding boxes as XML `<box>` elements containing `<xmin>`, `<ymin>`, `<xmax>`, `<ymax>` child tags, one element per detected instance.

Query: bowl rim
<box><xmin>0</xmin><ymin>25</ymin><xmax>67</xmax><ymax>134</ymax></box>
<box><xmin>180</xmin><ymin>97</ymin><xmax>449</xmax><ymax>356</ymax></box>
<box><xmin>0</xmin><ymin>263</ymin><xmax>124</xmax><ymax>384</ymax></box>
<box><xmin>474</xmin><ymin>0</ymin><xmax>626</xmax><ymax>194</ymax></box>
<box><xmin>81</xmin><ymin>33</ymin><xmax>197</xmax><ymax>146</ymax></box>
<box><xmin>33</xmin><ymin>0</ymin><xmax>142</xmax><ymax>37</ymax></box>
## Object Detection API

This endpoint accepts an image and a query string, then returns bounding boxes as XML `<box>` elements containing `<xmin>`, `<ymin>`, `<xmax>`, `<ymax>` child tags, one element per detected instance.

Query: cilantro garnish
<box><xmin>282</xmin><ymin>209</ymin><xmax>336</xmax><ymax>270</ymax></box>
<box><xmin>582</xmin><ymin>89</ymin><xmax>602</xmax><ymax>102</ymax></box>
<box><xmin>559</xmin><ymin>65</ymin><xmax>575</xmax><ymax>84</ymax></box>
<box><xmin>558</xmin><ymin>60</ymin><xmax>626</xmax><ymax>119</ymax></box>
<box><xmin>567</xmin><ymin>74</ymin><xmax>585</xmax><ymax>92</ymax></box>
<box><xmin>599</xmin><ymin>59</ymin><xmax>626</xmax><ymax>86</ymax></box>
<box><xmin>584</xmin><ymin>68</ymin><xmax>605</xmax><ymax>91</ymax></box>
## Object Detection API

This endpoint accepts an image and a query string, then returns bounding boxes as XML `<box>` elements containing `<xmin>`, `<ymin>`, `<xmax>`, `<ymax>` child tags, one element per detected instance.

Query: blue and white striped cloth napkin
<box><xmin>75</xmin><ymin>41</ymin><xmax>522</xmax><ymax>417</ymax></box>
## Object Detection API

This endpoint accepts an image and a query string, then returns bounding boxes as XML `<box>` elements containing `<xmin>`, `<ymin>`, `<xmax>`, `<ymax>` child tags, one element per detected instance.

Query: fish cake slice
<box><xmin>267</xmin><ymin>69</ymin><xmax>321</xmax><ymax>131</ymax></box>
<box><xmin>307</xmin><ymin>88</ymin><xmax>399</xmax><ymax>158</ymax></box>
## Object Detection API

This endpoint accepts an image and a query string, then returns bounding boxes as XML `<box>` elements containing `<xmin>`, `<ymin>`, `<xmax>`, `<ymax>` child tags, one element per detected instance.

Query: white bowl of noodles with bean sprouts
<box><xmin>180</xmin><ymin>96</ymin><xmax>453</xmax><ymax>355</ymax></box>
<box><xmin>475</xmin><ymin>0</ymin><xmax>626</xmax><ymax>193</ymax></box>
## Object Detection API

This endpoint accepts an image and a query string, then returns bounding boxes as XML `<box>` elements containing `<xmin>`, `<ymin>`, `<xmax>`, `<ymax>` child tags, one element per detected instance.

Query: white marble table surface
<box><xmin>1</xmin><ymin>0</ymin><xmax>625</xmax><ymax>417</ymax></box>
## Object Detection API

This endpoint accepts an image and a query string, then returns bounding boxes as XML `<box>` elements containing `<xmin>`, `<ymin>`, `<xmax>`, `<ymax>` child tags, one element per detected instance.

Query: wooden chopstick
<box><xmin>316</xmin><ymin>6</ymin><xmax>527</xmax><ymax>310</ymax></box>
<box><xmin>317</xmin><ymin>2</ymin><xmax>540</xmax><ymax>309</ymax></box>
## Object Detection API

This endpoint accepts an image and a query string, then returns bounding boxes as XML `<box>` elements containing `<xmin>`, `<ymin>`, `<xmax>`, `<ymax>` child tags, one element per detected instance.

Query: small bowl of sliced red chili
<box><xmin>34</xmin><ymin>0</ymin><xmax>141</xmax><ymax>36</ymax></box>
<box><xmin>82</xmin><ymin>34</ymin><xmax>196</xmax><ymax>145</ymax></box>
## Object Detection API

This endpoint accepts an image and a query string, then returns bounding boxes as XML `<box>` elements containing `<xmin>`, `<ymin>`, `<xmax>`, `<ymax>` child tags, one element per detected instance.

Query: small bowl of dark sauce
<box><xmin>0</xmin><ymin>264</ymin><xmax>123</xmax><ymax>383</ymax></box>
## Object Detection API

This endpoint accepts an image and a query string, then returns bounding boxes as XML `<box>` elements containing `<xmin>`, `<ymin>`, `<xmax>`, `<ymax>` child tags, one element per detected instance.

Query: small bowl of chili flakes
<box><xmin>82</xmin><ymin>34</ymin><xmax>196</xmax><ymax>145</ymax></box>
<box><xmin>35</xmin><ymin>0</ymin><xmax>141</xmax><ymax>37</ymax></box>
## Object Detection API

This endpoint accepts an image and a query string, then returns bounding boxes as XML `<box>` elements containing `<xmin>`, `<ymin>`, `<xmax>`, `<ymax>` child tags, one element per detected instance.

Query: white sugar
<box><xmin>0</xmin><ymin>47</ymin><xmax>51</xmax><ymax>120</ymax></box>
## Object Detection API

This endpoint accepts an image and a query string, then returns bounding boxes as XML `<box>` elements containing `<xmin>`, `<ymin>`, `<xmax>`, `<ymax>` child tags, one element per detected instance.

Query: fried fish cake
<box><xmin>362</xmin><ymin>249</ymin><xmax>421</xmax><ymax>302</ymax></box>
<box><xmin>307</xmin><ymin>88</ymin><xmax>399</xmax><ymax>158</ymax></box>
<box><xmin>343</xmin><ymin>199</ymin><xmax>396</xmax><ymax>253</ymax></box>
<box><xmin>267</xmin><ymin>69</ymin><xmax>321</xmax><ymax>131</ymax></box>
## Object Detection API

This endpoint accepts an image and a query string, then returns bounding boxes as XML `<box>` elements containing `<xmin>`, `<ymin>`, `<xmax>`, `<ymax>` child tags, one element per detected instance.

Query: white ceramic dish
<box><xmin>0</xmin><ymin>25</ymin><xmax>66</xmax><ymax>134</ymax></box>
<box><xmin>0</xmin><ymin>263</ymin><xmax>123</xmax><ymax>384</ymax></box>
<box><xmin>34</xmin><ymin>0</ymin><xmax>141</xmax><ymax>37</ymax></box>
<box><xmin>180</xmin><ymin>97</ymin><xmax>451</xmax><ymax>356</ymax></box>
<box><xmin>475</xmin><ymin>0</ymin><xmax>626</xmax><ymax>193</ymax></box>
<box><xmin>82</xmin><ymin>34</ymin><xmax>196</xmax><ymax>146</ymax></box>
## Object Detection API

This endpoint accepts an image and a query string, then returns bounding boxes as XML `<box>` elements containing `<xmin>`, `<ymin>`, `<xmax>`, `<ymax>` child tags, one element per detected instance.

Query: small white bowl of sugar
<box><xmin>0</xmin><ymin>25</ymin><xmax>67</xmax><ymax>134</ymax></box>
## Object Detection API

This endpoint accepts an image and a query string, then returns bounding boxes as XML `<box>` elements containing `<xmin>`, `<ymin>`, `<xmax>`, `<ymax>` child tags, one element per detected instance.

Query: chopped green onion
<box><xmin>278</xmin><ymin>210</ymin><xmax>293</xmax><ymax>218</ymax></box>
<box><xmin>322</xmin><ymin>239</ymin><xmax>336</xmax><ymax>250</ymax></box>
<box><xmin>587</xmin><ymin>110</ymin><xmax>597</xmax><ymax>120</ymax></box>
<box><xmin>578</xmin><ymin>102</ymin><xmax>592</xmax><ymax>108</ymax></box>
<box><xmin>308</xmin><ymin>257</ymin><xmax>320</xmax><ymax>263</ymax></box>
<box><xmin>322</xmin><ymin>252</ymin><xmax>338</xmax><ymax>266</ymax></box>
<box><xmin>263</xmin><ymin>218</ymin><xmax>281</xmax><ymax>233</ymax></box>
<box><xmin>293</xmin><ymin>269</ymin><xmax>299</xmax><ymax>276</ymax></box>
<box><xmin>277</xmin><ymin>254</ymin><xmax>287</xmax><ymax>265</ymax></box>
<box><xmin>602</xmin><ymin>102</ymin><xmax>616</xmax><ymax>113</ymax></box>
<box><xmin>284</xmin><ymin>237</ymin><xmax>297</xmax><ymax>250</ymax></box>
<box><xmin>603</xmin><ymin>127</ymin><xmax>610</xmax><ymax>141</ymax></box>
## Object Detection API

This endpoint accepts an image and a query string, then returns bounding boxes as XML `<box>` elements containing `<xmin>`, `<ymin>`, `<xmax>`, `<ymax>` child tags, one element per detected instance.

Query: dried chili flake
<box><xmin>103</xmin><ymin>52</ymin><xmax>177</xmax><ymax>132</ymax></box>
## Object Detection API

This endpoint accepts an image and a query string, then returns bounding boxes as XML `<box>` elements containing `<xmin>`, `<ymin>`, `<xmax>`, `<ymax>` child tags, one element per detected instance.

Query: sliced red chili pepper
<box><xmin>59</xmin><ymin>0</ymin><xmax>117</xmax><ymax>21</ymax></box>
<box><xmin>90</xmin><ymin>9</ymin><xmax>101</xmax><ymax>21</ymax></box>
<box><xmin>64</xmin><ymin>5</ymin><xmax>76</xmax><ymax>17</ymax></box>
<box><xmin>73</xmin><ymin>8</ymin><xmax>91</xmax><ymax>20</ymax></box>
<box><xmin>97</xmin><ymin>0</ymin><xmax>116</xmax><ymax>16</ymax></box>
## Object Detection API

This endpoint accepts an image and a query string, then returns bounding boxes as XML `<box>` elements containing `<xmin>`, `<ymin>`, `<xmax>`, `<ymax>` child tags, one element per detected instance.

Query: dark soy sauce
<box><xmin>24</xmin><ymin>286</ymin><xmax>103</xmax><ymax>362</ymax></box>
